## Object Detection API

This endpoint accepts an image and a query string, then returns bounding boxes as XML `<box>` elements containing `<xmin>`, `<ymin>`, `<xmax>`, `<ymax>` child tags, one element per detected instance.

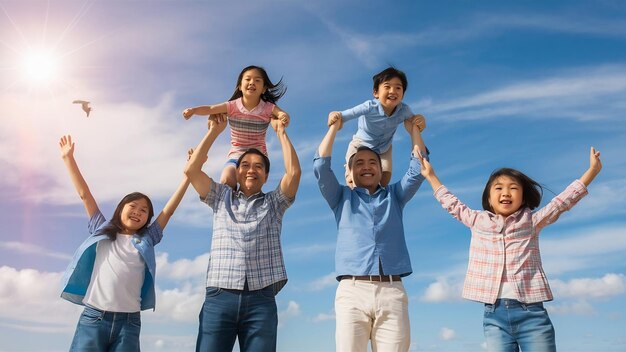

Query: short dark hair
<box><xmin>236</xmin><ymin>148</ymin><xmax>270</xmax><ymax>174</ymax></box>
<box><xmin>348</xmin><ymin>146</ymin><xmax>382</xmax><ymax>170</ymax></box>
<box><xmin>481</xmin><ymin>168</ymin><xmax>543</xmax><ymax>212</ymax></box>
<box><xmin>373</xmin><ymin>67</ymin><xmax>408</xmax><ymax>93</ymax></box>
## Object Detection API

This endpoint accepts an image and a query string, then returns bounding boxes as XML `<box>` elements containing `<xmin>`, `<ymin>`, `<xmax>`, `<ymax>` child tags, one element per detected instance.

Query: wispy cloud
<box><xmin>551</xmin><ymin>273</ymin><xmax>626</xmax><ymax>299</ymax></box>
<box><xmin>440</xmin><ymin>327</ymin><xmax>456</xmax><ymax>341</ymax></box>
<box><xmin>426</xmin><ymin>66</ymin><xmax>626</xmax><ymax>122</ymax></box>
<box><xmin>0</xmin><ymin>241</ymin><xmax>71</xmax><ymax>260</ymax></box>
<box><xmin>305</xmin><ymin>272</ymin><xmax>338</xmax><ymax>292</ymax></box>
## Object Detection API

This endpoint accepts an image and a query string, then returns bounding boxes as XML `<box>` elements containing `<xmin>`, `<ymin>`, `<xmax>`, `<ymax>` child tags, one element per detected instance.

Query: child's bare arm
<box><xmin>272</xmin><ymin>106</ymin><xmax>290</xmax><ymax>127</ymax></box>
<box><xmin>580</xmin><ymin>146</ymin><xmax>602</xmax><ymax>187</ymax></box>
<box><xmin>59</xmin><ymin>135</ymin><xmax>99</xmax><ymax>218</ymax></box>
<box><xmin>182</xmin><ymin>103</ymin><xmax>228</xmax><ymax>120</ymax></box>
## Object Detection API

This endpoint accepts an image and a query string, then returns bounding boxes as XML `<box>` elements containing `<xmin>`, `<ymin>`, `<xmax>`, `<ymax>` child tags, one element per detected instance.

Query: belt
<box><xmin>341</xmin><ymin>275</ymin><xmax>402</xmax><ymax>282</ymax></box>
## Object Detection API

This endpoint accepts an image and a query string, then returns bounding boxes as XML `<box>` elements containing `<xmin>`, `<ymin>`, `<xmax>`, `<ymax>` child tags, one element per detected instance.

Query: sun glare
<box><xmin>20</xmin><ymin>49</ymin><xmax>60</xmax><ymax>85</ymax></box>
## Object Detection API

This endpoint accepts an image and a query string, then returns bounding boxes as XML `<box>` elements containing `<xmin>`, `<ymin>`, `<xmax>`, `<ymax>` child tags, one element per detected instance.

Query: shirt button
<box><xmin>134</xmin><ymin>238</ymin><xmax>141</xmax><ymax>244</ymax></box>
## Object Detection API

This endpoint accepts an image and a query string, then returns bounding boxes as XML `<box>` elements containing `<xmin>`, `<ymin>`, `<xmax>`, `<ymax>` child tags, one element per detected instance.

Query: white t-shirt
<box><xmin>83</xmin><ymin>234</ymin><xmax>145</xmax><ymax>312</ymax></box>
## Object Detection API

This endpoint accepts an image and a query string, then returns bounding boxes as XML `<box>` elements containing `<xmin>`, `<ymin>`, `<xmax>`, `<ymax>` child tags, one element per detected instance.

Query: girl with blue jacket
<box><xmin>59</xmin><ymin>135</ymin><xmax>191</xmax><ymax>351</ymax></box>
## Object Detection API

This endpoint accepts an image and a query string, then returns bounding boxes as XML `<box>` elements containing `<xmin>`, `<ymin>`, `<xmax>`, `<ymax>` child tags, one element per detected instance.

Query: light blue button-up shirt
<box><xmin>341</xmin><ymin>99</ymin><xmax>414</xmax><ymax>154</ymax></box>
<box><xmin>60</xmin><ymin>210</ymin><xmax>162</xmax><ymax>311</ymax></box>
<box><xmin>313</xmin><ymin>153</ymin><xmax>425</xmax><ymax>280</ymax></box>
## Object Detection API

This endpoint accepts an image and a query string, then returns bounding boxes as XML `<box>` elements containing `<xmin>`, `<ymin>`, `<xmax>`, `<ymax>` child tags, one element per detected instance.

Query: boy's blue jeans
<box><xmin>70</xmin><ymin>306</ymin><xmax>141</xmax><ymax>352</ymax></box>
<box><xmin>195</xmin><ymin>284</ymin><xmax>277</xmax><ymax>352</ymax></box>
<box><xmin>483</xmin><ymin>299</ymin><xmax>556</xmax><ymax>352</ymax></box>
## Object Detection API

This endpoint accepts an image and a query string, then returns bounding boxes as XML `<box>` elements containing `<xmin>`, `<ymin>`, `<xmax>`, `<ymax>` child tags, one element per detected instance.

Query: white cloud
<box><xmin>0</xmin><ymin>241</ymin><xmax>71</xmax><ymax>261</ymax></box>
<box><xmin>313</xmin><ymin>311</ymin><xmax>335</xmax><ymax>323</ymax></box>
<box><xmin>0</xmin><ymin>266</ymin><xmax>80</xmax><ymax>330</ymax></box>
<box><xmin>547</xmin><ymin>300</ymin><xmax>596</xmax><ymax>316</ymax></box>
<box><xmin>551</xmin><ymin>273</ymin><xmax>626</xmax><ymax>299</ymax></box>
<box><xmin>421</xmin><ymin>277</ymin><xmax>464</xmax><ymax>303</ymax></box>
<box><xmin>156</xmin><ymin>252</ymin><xmax>210</xmax><ymax>281</ymax></box>
<box><xmin>278</xmin><ymin>300</ymin><xmax>300</xmax><ymax>328</ymax></box>
<box><xmin>306</xmin><ymin>272</ymin><xmax>338</xmax><ymax>291</ymax></box>
<box><xmin>0</xmin><ymin>91</ymin><xmax>227</xmax><ymax>207</ymax></box>
<box><xmin>440</xmin><ymin>327</ymin><xmax>456</xmax><ymax>341</ymax></box>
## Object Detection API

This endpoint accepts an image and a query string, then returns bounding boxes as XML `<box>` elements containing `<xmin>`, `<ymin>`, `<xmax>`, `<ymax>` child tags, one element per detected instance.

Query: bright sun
<box><xmin>20</xmin><ymin>49</ymin><xmax>60</xmax><ymax>85</ymax></box>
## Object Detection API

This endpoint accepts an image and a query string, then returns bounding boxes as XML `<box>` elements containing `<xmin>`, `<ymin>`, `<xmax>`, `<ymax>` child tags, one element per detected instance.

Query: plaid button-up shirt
<box><xmin>434</xmin><ymin>180</ymin><xmax>588</xmax><ymax>304</ymax></box>
<box><xmin>202</xmin><ymin>182</ymin><xmax>294</xmax><ymax>293</ymax></box>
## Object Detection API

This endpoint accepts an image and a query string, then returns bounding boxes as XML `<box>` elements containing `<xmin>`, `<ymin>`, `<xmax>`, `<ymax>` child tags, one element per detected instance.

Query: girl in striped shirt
<box><xmin>183</xmin><ymin>65</ymin><xmax>289</xmax><ymax>189</ymax></box>
<box><xmin>418</xmin><ymin>147</ymin><xmax>602</xmax><ymax>352</ymax></box>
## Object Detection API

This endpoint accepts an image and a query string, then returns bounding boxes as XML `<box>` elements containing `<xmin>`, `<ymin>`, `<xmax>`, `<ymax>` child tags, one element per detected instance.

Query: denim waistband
<box><xmin>84</xmin><ymin>305</ymin><xmax>141</xmax><ymax>318</ymax></box>
<box><xmin>487</xmin><ymin>299</ymin><xmax>544</xmax><ymax>308</ymax></box>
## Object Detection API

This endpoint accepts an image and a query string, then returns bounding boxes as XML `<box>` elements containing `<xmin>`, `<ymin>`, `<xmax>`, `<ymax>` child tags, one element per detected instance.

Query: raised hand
<box><xmin>59</xmin><ymin>135</ymin><xmax>75</xmax><ymax>159</ymax></box>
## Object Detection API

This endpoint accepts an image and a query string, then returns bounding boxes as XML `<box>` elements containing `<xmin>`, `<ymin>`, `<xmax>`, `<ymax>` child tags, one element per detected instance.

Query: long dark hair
<box><xmin>482</xmin><ymin>168</ymin><xmax>543</xmax><ymax>212</ymax></box>
<box><xmin>228</xmin><ymin>65</ymin><xmax>286</xmax><ymax>103</ymax></box>
<box><xmin>101</xmin><ymin>192</ymin><xmax>154</xmax><ymax>240</ymax></box>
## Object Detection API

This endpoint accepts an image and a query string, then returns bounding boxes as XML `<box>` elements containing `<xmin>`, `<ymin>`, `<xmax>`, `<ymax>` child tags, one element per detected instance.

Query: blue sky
<box><xmin>1</xmin><ymin>0</ymin><xmax>625</xmax><ymax>351</ymax></box>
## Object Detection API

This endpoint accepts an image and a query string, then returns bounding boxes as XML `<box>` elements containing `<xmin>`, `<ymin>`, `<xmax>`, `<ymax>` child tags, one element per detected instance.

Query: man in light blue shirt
<box><xmin>313</xmin><ymin>119</ymin><xmax>426</xmax><ymax>352</ymax></box>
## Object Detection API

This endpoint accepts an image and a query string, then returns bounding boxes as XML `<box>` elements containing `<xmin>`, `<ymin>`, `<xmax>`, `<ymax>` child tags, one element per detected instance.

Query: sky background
<box><xmin>1</xmin><ymin>0</ymin><xmax>626</xmax><ymax>351</ymax></box>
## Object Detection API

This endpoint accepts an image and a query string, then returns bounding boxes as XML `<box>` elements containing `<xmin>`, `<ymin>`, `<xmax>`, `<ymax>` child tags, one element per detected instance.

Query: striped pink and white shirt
<box><xmin>226</xmin><ymin>98</ymin><xmax>275</xmax><ymax>159</ymax></box>
<box><xmin>434</xmin><ymin>179</ymin><xmax>588</xmax><ymax>304</ymax></box>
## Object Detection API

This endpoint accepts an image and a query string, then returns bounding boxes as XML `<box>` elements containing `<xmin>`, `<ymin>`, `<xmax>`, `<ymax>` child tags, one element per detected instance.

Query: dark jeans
<box><xmin>196</xmin><ymin>284</ymin><xmax>278</xmax><ymax>352</ymax></box>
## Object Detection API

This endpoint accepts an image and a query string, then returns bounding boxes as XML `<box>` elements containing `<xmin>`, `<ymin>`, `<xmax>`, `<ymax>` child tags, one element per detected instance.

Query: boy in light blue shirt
<box><xmin>328</xmin><ymin>67</ymin><xmax>425</xmax><ymax>186</ymax></box>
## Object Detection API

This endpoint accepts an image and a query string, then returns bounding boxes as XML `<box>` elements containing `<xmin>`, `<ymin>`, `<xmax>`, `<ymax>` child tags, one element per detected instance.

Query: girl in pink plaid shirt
<box><xmin>183</xmin><ymin>65</ymin><xmax>290</xmax><ymax>189</ymax></box>
<box><xmin>418</xmin><ymin>147</ymin><xmax>602</xmax><ymax>352</ymax></box>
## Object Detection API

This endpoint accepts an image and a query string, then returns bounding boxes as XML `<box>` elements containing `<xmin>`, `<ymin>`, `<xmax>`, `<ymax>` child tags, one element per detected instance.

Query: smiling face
<box><xmin>351</xmin><ymin>149</ymin><xmax>382</xmax><ymax>194</ymax></box>
<box><xmin>119</xmin><ymin>198</ymin><xmax>150</xmax><ymax>234</ymax></box>
<box><xmin>236</xmin><ymin>152</ymin><xmax>268</xmax><ymax>196</ymax></box>
<box><xmin>238</xmin><ymin>68</ymin><xmax>267</xmax><ymax>101</ymax></box>
<box><xmin>488</xmin><ymin>175</ymin><xmax>524</xmax><ymax>217</ymax></box>
<box><xmin>373</xmin><ymin>77</ymin><xmax>405</xmax><ymax>116</ymax></box>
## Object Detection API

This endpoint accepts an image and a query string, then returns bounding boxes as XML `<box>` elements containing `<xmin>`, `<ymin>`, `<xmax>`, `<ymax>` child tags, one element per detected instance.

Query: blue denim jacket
<box><xmin>60</xmin><ymin>210</ymin><xmax>163</xmax><ymax>311</ymax></box>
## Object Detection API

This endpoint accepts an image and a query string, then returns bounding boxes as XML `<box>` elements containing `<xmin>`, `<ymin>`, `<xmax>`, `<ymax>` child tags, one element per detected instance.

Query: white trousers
<box><xmin>335</xmin><ymin>278</ymin><xmax>410</xmax><ymax>352</ymax></box>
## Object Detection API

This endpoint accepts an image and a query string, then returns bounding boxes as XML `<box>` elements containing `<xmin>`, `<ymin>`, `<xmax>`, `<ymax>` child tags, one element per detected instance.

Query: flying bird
<box><xmin>73</xmin><ymin>100</ymin><xmax>92</xmax><ymax>117</ymax></box>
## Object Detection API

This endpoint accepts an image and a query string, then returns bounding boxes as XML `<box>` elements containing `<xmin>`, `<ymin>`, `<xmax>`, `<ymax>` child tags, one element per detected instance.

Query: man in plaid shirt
<box><xmin>185</xmin><ymin>118</ymin><xmax>301</xmax><ymax>352</ymax></box>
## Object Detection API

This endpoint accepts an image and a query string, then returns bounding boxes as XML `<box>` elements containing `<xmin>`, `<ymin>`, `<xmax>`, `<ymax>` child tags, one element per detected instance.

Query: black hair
<box><xmin>100</xmin><ymin>192</ymin><xmax>154</xmax><ymax>241</ymax></box>
<box><xmin>482</xmin><ymin>168</ymin><xmax>543</xmax><ymax>212</ymax></box>
<box><xmin>236</xmin><ymin>148</ymin><xmax>270</xmax><ymax>174</ymax></box>
<box><xmin>348</xmin><ymin>146</ymin><xmax>382</xmax><ymax>170</ymax></box>
<box><xmin>372</xmin><ymin>67</ymin><xmax>408</xmax><ymax>93</ymax></box>
<box><xmin>228</xmin><ymin>65</ymin><xmax>286</xmax><ymax>104</ymax></box>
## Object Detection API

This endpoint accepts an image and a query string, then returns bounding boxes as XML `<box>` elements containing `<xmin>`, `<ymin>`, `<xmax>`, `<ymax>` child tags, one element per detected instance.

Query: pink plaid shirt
<box><xmin>434</xmin><ymin>179</ymin><xmax>588</xmax><ymax>304</ymax></box>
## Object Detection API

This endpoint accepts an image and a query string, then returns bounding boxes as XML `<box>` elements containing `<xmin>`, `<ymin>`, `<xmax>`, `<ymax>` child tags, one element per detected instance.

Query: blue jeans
<box><xmin>70</xmin><ymin>306</ymin><xmax>141</xmax><ymax>352</ymax></box>
<box><xmin>484</xmin><ymin>299</ymin><xmax>556</xmax><ymax>352</ymax></box>
<box><xmin>196</xmin><ymin>284</ymin><xmax>277</xmax><ymax>352</ymax></box>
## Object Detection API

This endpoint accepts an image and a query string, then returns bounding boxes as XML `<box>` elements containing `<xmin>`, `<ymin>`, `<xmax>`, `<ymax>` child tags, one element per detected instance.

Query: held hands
<box><xmin>328</xmin><ymin>111</ymin><xmax>343</xmax><ymax>129</ymax></box>
<box><xmin>59</xmin><ymin>135</ymin><xmax>75</xmax><ymax>159</ymax></box>
<box><xmin>276</xmin><ymin>111</ymin><xmax>290</xmax><ymax>127</ymax></box>
<box><xmin>208</xmin><ymin>116</ymin><xmax>228</xmax><ymax>134</ymax></box>
<box><xmin>271</xmin><ymin>118</ymin><xmax>286</xmax><ymax>133</ymax></box>
<box><xmin>416</xmin><ymin>149</ymin><xmax>434</xmax><ymax>179</ymax></box>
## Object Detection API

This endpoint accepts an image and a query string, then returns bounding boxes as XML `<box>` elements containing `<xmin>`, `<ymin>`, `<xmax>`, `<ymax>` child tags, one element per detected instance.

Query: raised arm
<box><xmin>272</xmin><ymin>119</ymin><xmax>301</xmax><ymax>198</ymax></box>
<box><xmin>155</xmin><ymin>149</ymin><xmax>198</xmax><ymax>230</ymax></box>
<box><xmin>182</xmin><ymin>102</ymin><xmax>228</xmax><ymax>120</ymax></box>
<box><xmin>184</xmin><ymin>119</ymin><xmax>228</xmax><ymax>197</ymax></box>
<box><xmin>405</xmin><ymin>115</ymin><xmax>428</xmax><ymax>157</ymax></box>
<box><xmin>318</xmin><ymin>121</ymin><xmax>341</xmax><ymax>157</ymax></box>
<box><xmin>418</xmin><ymin>150</ymin><xmax>442</xmax><ymax>192</ymax></box>
<box><xmin>59</xmin><ymin>135</ymin><xmax>99</xmax><ymax>218</ymax></box>
<box><xmin>579</xmin><ymin>146</ymin><xmax>602</xmax><ymax>187</ymax></box>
